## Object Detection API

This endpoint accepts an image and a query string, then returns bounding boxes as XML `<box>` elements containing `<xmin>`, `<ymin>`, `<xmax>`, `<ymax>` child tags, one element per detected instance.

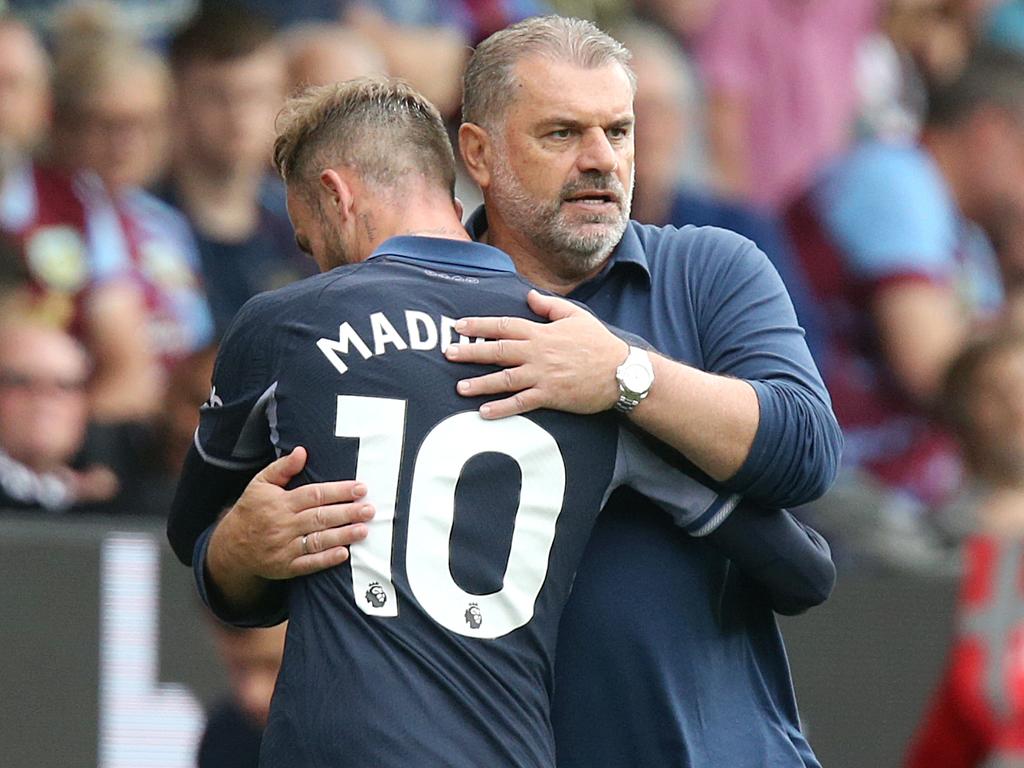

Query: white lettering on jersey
<box><xmin>370</xmin><ymin>312</ymin><xmax>410</xmax><ymax>355</ymax></box>
<box><xmin>406</xmin><ymin>310</ymin><xmax>439</xmax><ymax>350</ymax></box>
<box><xmin>317</xmin><ymin>322</ymin><xmax>374</xmax><ymax>375</ymax></box>
<box><xmin>406</xmin><ymin>411</ymin><xmax>566</xmax><ymax>639</ymax></box>
<box><xmin>338</xmin><ymin>396</ymin><xmax>567</xmax><ymax>639</ymax></box>
<box><xmin>319</xmin><ymin>312</ymin><xmax>487</xmax><ymax>375</ymax></box>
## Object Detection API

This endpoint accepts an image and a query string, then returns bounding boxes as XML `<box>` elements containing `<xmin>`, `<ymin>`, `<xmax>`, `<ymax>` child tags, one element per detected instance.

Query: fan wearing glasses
<box><xmin>0</xmin><ymin>316</ymin><xmax>118</xmax><ymax>512</ymax></box>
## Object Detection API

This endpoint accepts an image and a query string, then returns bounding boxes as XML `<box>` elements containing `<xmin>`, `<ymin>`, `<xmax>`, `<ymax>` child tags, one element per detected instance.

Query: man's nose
<box><xmin>576</xmin><ymin>128</ymin><xmax>618</xmax><ymax>174</ymax></box>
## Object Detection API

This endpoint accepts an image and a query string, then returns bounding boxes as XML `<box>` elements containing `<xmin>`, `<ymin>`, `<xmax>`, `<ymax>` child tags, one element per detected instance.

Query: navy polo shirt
<box><xmin>467</xmin><ymin>207</ymin><xmax>841</xmax><ymax>768</ymax></box>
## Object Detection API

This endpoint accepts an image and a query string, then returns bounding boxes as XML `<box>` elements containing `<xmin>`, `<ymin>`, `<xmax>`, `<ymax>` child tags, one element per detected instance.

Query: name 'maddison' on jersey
<box><xmin>193</xmin><ymin>237</ymin><xmax>737</xmax><ymax>768</ymax></box>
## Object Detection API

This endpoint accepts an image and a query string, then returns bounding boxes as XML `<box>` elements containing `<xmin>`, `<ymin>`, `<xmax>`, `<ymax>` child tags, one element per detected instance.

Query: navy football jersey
<box><xmin>194</xmin><ymin>237</ymin><xmax>736</xmax><ymax>768</ymax></box>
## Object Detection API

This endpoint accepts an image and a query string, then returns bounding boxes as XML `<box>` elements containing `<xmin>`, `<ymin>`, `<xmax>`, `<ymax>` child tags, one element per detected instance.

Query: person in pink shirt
<box><xmin>694</xmin><ymin>0</ymin><xmax>879</xmax><ymax>209</ymax></box>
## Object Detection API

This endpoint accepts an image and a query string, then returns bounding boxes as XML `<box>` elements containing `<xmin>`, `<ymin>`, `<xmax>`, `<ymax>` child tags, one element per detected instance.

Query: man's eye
<box><xmin>608</xmin><ymin>127</ymin><xmax>629</xmax><ymax>140</ymax></box>
<box><xmin>549</xmin><ymin>129</ymin><xmax>572</xmax><ymax>139</ymax></box>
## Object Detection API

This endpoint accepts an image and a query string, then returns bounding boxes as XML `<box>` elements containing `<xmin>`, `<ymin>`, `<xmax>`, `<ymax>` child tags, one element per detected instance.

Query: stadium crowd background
<box><xmin>5</xmin><ymin>0</ymin><xmax>1024</xmax><ymax>765</ymax></box>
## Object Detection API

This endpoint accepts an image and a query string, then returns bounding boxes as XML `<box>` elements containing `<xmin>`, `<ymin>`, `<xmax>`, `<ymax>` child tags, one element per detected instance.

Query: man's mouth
<box><xmin>562</xmin><ymin>190</ymin><xmax>619</xmax><ymax>207</ymax></box>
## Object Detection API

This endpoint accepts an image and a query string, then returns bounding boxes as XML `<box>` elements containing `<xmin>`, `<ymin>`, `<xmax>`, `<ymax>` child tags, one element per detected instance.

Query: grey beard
<box><xmin>523</xmin><ymin>212</ymin><xmax>620</xmax><ymax>279</ymax></box>
<box><xmin>491</xmin><ymin>163</ymin><xmax>632</xmax><ymax>281</ymax></box>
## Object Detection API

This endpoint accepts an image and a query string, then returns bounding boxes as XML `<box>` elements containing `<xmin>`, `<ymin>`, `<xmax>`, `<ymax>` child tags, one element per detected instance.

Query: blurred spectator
<box><xmin>0</xmin><ymin>233</ymin><xmax>33</xmax><ymax>315</ymax></box>
<box><xmin>631</xmin><ymin>0</ymin><xmax>720</xmax><ymax>42</ymax></box>
<box><xmin>855</xmin><ymin>11</ymin><xmax>926</xmax><ymax>143</ymax></box>
<box><xmin>343</xmin><ymin>5</ymin><xmax>468</xmax><ymax>117</ymax></box>
<box><xmin>164</xmin><ymin>4</ymin><xmax>312</xmax><ymax>335</ymax></box>
<box><xmin>621</xmin><ymin>21</ymin><xmax>827</xmax><ymax>362</ymax></box>
<box><xmin>693</xmin><ymin>0</ymin><xmax>879</xmax><ymax>209</ymax></box>
<box><xmin>117</xmin><ymin>343</ymin><xmax>216</xmax><ymax>512</ymax></box>
<box><xmin>0</xmin><ymin>15</ymin><xmax>50</xmax><ymax>162</ymax></box>
<box><xmin>48</xmin><ymin>13</ymin><xmax>214</xmax><ymax>375</ymax></box>
<box><xmin>0</xmin><ymin>14</ymin><xmax>50</xmax><ymax>218</ymax></box>
<box><xmin>905</xmin><ymin>330</ymin><xmax>1024</xmax><ymax>767</ymax></box>
<box><xmin>976</xmin><ymin>0</ymin><xmax>1024</xmax><ymax>50</ymax></box>
<box><xmin>784</xmin><ymin>47</ymin><xmax>1024</xmax><ymax>566</ymax></box>
<box><xmin>547</xmin><ymin>0</ymin><xmax>631</xmax><ymax>30</ymax></box>
<box><xmin>206</xmin><ymin>1</ymin><xmax>511</xmax><ymax>118</ymax></box>
<box><xmin>0</xmin><ymin>315</ymin><xmax>119</xmax><ymax>512</ymax></box>
<box><xmin>6</xmin><ymin>0</ymin><xmax>198</xmax><ymax>44</ymax></box>
<box><xmin>0</xmin><ymin>15</ymin><xmax>162</xmax><ymax>423</ymax></box>
<box><xmin>281</xmin><ymin>21</ymin><xmax>387</xmax><ymax>91</ymax></box>
<box><xmin>198</xmin><ymin>622</ymin><xmax>287</xmax><ymax>768</ymax></box>
<box><xmin>887</xmin><ymin>0</ymin><xmax>977</xmax><ymax>85</ymax></box>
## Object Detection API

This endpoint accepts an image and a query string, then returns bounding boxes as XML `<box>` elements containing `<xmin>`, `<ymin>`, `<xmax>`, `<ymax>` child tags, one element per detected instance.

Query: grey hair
<box><xmin>462</xmin><ymin>15</ymin><xmax>636</xmax><ymax>129</ymax></box>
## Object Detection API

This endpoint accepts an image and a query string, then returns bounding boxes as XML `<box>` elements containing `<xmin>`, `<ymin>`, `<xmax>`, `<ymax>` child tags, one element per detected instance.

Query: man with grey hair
<box><xmin>447</xmin><ymin>15</ymin><xmax>839</xmax><ymax>768</ymax></box>
<box><xmin>169</xmin><ymin>72</ymin><xmax>837</xmax><ymax>767</ymax></box>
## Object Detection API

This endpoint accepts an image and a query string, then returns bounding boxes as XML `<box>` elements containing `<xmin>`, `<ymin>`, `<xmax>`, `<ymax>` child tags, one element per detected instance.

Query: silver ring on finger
<box><xmin>301</xmin><ymin>533</ymin><xmax>310</xmax><ymax>556</ymax></box>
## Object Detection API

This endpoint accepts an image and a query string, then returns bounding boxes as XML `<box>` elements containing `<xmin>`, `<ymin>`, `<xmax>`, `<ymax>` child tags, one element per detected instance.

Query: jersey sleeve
<box><xmin>609</xmin><ymin>426</ymin><xmax>740</xmax><ymax>536</ymax></box>
<box><xmin>194</xmin><ymin>295</ymin><xmax>278</xmax><ymax>471</ymax></box>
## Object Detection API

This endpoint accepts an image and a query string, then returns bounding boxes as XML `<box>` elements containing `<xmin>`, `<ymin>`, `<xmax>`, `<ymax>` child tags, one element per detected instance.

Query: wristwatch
<box><xmin>614</xmin><ymin>346</ymin><xmax>654</xmax><ymax>413</ymax></box>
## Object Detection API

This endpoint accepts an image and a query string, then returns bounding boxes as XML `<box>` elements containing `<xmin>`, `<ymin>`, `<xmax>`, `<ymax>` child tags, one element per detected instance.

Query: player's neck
<box><xmin>372</xmin><ymin>193</ymin><xmax>471</xmax><ymax>247</ymax></box>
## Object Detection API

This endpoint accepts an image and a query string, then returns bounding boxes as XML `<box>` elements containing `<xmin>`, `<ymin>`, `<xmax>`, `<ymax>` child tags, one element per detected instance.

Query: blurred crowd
<box><xmin>6</xmin><ymin>0</ymin><xmax>1024</xmax><ymax>763</ymax></box>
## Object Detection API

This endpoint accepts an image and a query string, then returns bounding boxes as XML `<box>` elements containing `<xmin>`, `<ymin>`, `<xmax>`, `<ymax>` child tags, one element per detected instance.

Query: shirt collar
<box><xmin>465</xmin><ymin>205</ymin><xmax>652</xmax><ymax>286</ymax></box>
<box><xmin>368</xmin><ymin>234</ymin><xmax>516</xmax><ymax>273</ymax></box>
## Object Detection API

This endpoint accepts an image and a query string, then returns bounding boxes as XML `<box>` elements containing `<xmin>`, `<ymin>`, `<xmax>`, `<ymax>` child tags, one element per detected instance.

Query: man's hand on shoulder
<box><xmin>205</xmin><ymin>447</ymin><xmax>375</xmax><ymax>612</ymax></box>
<box><xmin>445</xmin><ymin>290</ymin><xmax>627</xmax><ymax>419</ymax></box>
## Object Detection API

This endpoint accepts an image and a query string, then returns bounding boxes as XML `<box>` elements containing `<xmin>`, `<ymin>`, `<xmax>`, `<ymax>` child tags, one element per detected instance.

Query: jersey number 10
<box><xmin>335</xmin><ymin>395</ymin><xmax>567</xmax><ymax>640</ymax></box>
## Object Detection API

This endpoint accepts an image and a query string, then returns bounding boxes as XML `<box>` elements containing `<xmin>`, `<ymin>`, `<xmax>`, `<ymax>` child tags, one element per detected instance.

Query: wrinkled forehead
<box><xmin>503</xmin><ymin>56</ymin><xmax>634</xmax><ymax>127</ymax></box>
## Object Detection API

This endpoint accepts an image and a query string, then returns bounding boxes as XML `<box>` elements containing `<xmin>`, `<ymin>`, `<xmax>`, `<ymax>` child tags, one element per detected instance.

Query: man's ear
<box><xmin>458</xmin><ymin>122</ymin><xmax>492</xmax><ymax>189</ymax></box>
<box><xmin>319</xmin><ymin>168</ymin><xmax>355</xmax><ymax>221</ymax></box>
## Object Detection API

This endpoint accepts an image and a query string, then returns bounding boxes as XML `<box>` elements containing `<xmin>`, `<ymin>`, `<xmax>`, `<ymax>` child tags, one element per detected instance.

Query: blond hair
<box><xmin>273</xmin><ymin>77</ymin><xmax>456</xmax><ymax>198</ymax></box>
<box><xmin>462</xmin><ymin>15</ymin><xmax>635</xmax><ymax>129</ymax></box>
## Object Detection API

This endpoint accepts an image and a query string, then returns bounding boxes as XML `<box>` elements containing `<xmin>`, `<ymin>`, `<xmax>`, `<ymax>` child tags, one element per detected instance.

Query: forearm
<box><xmin>629</xmin><ymin>354</ymin><xmax>759</xmax><ymax>482</ymax></box>
<box><xmin>202</xmin><ymin>518</ymin><xmax>282</xmax><ymax>622</ymax></box>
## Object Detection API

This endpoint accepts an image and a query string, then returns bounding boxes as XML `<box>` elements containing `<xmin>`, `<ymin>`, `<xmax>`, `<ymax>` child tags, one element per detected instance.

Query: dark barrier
<box><xmin>781</xmin><ymin>571</ymin><xmax>957</xmax><ymax>767</ymax></box>
<box><xmin>0</xmin><ymin>515</ymin><xmax>958</xmax><ymax>768</ymax></box>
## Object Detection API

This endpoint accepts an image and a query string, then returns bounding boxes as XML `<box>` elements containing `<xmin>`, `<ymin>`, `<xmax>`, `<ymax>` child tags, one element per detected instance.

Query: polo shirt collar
<box><xmin>368</xmin><ymin>234</ymin><xmax>516</xmax><ymax>273</ymax></box>
<box><xmin>465</xmin><ymin>205</ymin><xmax>652</xmax><ymax>285</ymax></box>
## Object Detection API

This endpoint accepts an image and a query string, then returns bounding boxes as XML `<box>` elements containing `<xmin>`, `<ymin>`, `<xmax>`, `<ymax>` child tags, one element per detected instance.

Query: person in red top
<box><xmin>906</xmin><ymin>330</ymin><xmax>1024</xmax><ymax>767</ymax></box>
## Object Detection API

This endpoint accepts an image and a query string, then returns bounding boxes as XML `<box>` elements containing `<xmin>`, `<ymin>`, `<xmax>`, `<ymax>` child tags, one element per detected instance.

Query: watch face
<box><xmin>621</xmin><ymin>363</ymin><xmax>651</xmax><ymax>394</ymax></box>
